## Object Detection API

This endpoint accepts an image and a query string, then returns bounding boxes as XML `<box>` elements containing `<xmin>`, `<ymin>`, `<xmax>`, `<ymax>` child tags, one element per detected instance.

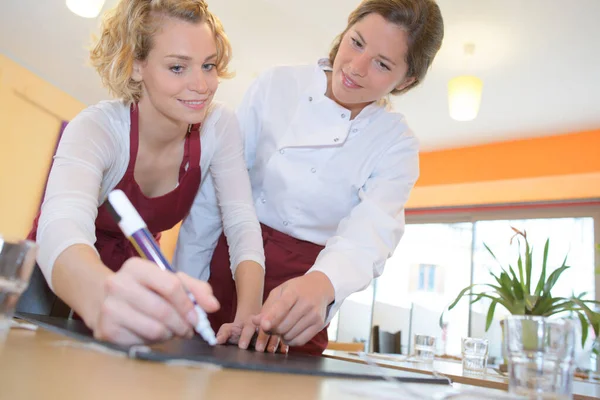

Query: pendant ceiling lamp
<box><xmin>448</xmin><ymin>43</ymin><xmax>483</xmax><ymax>122</ymax></box>
<box><xmin>66</xmin><ymin>0</ymin><xmax>106</xmax><ymax>18</ymax></box>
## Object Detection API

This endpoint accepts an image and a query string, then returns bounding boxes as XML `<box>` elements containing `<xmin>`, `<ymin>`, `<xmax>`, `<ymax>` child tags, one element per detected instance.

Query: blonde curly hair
<box><xmin>90</xmin><ymin>0</ymin><xmax>233</xmax><ymax>103</ymax></box>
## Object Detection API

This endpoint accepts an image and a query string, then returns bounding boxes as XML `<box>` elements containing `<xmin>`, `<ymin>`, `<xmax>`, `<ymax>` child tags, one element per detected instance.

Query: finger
<box><xmin>219</xmin><ymin>324</ymin><xmax>243</xmax><ymax>345</ymax></box>
<box><xmin>96</xmin><ymin>297</ymin><xmax>172</xmax><ymax>344</ymax></box>
<box><xmin>93</xmin><ymin>319</ymin><xmax>142</xmax><ymax>346</ymax></box>
<box><xmin>259</xmin><ymin>287</ymin><xmax>296</xmax><ymax>332</ymax></box>
<box><xmin>122</xmin><ymin>260</ymin><xmax>196</xmax><ymax>324</ymax></box>
<box><xmin>282</xmin><ymin>312</ymin><xmax>321</xmax><ymax>346</ymax></box>
<box><xmin>271</xmin><ymin>299</ymin><xmax>311</xmax><ymax>336</ymax></box>
<box><xmin>254</xmin><ymin>287</ymin><xmax>284</xmax><ymax>331</ymax></box>
<box><xmin>238</xmin><ymin>322</ymin><xmax>258</xmax><ymax>350</ymax></box>
<box><xmin>279</xmin><ymin>341</ymin><xmax>289</xmax><ymax>354</ymax></box>
<box><xmin>177</xmin><ymin>272</ymin><xmax>220</xmax><ymax>313</ymax></box>
<box><xmin>286</xmin><ymin>326</ymin><xmax>320</xmax><ymax>347</ymax></box>
<box><xmin>105</xmin><ymin>274</ymin><xmax>192</xmax><ymax>338</ymax></box>
<box><xmin>216</xmin><ymin>324</ymin><xmax>236</xmax><ymax>345</ymax></box>
<box><xmin>253</xmin><ymin>329</ymin><xmax>271</xmax><ymax>353</ymax></box>
<box><xmin>266</xmin><ymin>335</ymin><xmax>280</xmax><ymax>353</ymax></box>
<box><xmin>251</xmin><ymin>314</ymin><xmax>262</xmax><ymax>326</ymax></box>
<box><xmin>283</xmin><ymin>317</ymin><xmax>322</xmax><ymax>346</ymax></box>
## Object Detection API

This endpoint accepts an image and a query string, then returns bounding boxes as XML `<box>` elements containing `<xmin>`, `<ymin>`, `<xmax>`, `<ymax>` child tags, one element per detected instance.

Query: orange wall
<box><xmin>408</xmin><ymin>130</ymin><xmax>600</xmax><ymax>209</ymax></box>
<box><xmin>418</xmin><ymin>130</ymin><xmax>600</xmax><ymax>187</ymax></box>
<box><xmin>0</xmin><ymin>55</ymin><xmax>85</xmax><ymax>239</ymax></box>
<box><xmin>0</xmin><ymin>56</ymin><xmax>179</xmax><ymax>260</ymax></box>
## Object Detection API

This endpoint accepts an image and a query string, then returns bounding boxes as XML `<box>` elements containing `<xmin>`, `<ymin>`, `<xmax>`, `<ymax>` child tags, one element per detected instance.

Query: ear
<box><xmin>131</xmin><ymin>60</ymin><xmax>144</xmax><ymax>82</ymax></box>
<box><xmin>395</xmin><ymin>76</ymin><xmax>416</xmax><ymax>92</ymax></box>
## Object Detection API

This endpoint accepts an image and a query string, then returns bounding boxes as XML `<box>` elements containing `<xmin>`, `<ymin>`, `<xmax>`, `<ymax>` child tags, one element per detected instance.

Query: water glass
<box><xmin>414</xmin><ymin>334</ymin><xmax>436</xmax><ymax>363</ymax></box>
<box><xmin>0</xmin><ymin>235</ymin><xmax>37</xmax><ymax>341</ymax></box>
<box><xmin>504</xmin><ymin>316</ymin><xmax>576</xmax><ymax>400</ymax></box>
<box><xmin>462</xmin><ymin>337</ymin><xmax>489</xmax><ymax>374</ymax></box>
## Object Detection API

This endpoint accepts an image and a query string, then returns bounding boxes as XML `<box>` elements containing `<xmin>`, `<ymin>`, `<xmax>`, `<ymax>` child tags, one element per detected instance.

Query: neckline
<box><xmin>126</xmin><ymin>103</ymin><xmax>200</xmax><ymax>200</ymax></box>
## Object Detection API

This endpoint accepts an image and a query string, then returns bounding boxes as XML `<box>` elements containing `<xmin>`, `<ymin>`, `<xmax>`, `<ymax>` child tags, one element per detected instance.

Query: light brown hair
<box><xmin>329</xmin><ymin>0</ymin><xmax>444</xmax><ymax>95</ymax></box>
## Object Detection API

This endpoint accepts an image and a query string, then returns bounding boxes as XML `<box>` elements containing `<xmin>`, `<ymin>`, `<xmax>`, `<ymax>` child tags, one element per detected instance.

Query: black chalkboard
<box><xmin>16</xmin><ymin>312</ymin><xmax>450</xmax><ymax>385</ymax></box>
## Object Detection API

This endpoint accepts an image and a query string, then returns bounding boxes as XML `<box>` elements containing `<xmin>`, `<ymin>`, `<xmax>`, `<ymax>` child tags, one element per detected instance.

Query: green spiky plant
<box><xmin>440</xmin><ymin>227</ymin><xmax>600</xmax><ymax>349</ymax></box>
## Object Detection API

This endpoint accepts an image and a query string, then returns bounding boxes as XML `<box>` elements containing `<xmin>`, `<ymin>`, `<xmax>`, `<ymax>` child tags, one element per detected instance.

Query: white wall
<box><xmin>336</xmin><ymin>300</ymin><xmax>372</xmax><ymax>344</ymax></box>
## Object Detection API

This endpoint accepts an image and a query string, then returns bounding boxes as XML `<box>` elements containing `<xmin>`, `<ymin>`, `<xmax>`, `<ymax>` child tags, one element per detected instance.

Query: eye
<box><xmin>351</xmin><ymin>37</ymin><xmax>363</xmax><ymax>49</ymax></box>
<box><xmin>376</xmin><ymin>60</ymin><xmax>390</xmax><ymax>71</ymax></box>
<box><xmin>202</xmin><ymin>63</ymin><xmax>217</xmax><ymax>72</ymax></box>
<box><xmin>170</xmin><ymin>65</ymin><xmax>184</xmax><ymax>74</ymax></box>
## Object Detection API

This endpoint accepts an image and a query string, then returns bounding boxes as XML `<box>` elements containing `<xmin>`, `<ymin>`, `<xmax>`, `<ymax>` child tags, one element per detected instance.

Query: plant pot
<box><xmin>500</xmin><ymin>316</ymin><xmax>543</xmax><ymax>366</ymax></box>
<box><xmin>520</xmin><ymin>317</ymin><xmax>544</xmax><ymax>350</ymax></box>
<box><xmin>504</xmin><ymin>316</ymin><xmax>576</xmax><ymax>398</ymax></box>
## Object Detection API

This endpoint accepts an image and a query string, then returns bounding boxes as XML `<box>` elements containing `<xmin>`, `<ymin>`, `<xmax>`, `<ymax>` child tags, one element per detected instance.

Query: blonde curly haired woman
<box><xmin>23</xmin><ymin>0</ymin><xmax>265</xmax><ymax>346</ymax></box>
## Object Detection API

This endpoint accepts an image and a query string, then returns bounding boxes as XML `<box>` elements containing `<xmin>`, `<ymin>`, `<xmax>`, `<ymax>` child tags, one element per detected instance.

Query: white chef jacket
<box><xmin>174</xmin><ymin>59</ymin><xmax>419</xmax><ymax>323</ymax></box>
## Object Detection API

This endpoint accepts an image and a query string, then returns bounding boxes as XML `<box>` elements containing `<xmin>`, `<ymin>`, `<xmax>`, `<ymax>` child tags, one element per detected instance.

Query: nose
<box><xmin>348</xmin><ymin>52</ymin><xmax>369</xmax><ymax>77</ymax></box>
<box><xmin>189</xmin><ymin>71</ymin><xmax>209</xmax><ymax>94</ymax></box>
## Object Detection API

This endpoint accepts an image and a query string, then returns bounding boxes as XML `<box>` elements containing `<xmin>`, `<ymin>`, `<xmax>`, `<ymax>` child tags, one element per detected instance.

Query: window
<box><xmin>373</xmin><ymin>223</ymin><xmax>473</xmax><ymax>355</ymax></box>
<box><xmin>470</xmin><ymin>217</ymin><xmax>596</xmax><ymax>360</ymax></box>
<box><xmin>416</xmin><ymin>264</ymin><xmax>438</xmax><ymax>292</ymax></box>
<box><xmin>327</xmin><ymin>282</ymin><xmax>374</xmax><ymax>347</ymax></box>
<box><xmin>428</xmin><ymin>265</ymin><xmax>436</xmax><ymax>291</ymax></box>
<box><xmin>333</xmin><ymin>202</ymin><xmax>600</xmax><ymax>360</ymax></box>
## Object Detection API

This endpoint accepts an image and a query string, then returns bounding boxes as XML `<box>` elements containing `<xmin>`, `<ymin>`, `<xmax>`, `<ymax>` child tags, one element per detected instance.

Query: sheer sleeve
<box><xmin>210</xmin><ymin>107</ymin><xmax>265</xmax><ymax>275</ymax></box>
<box><xmin>36</xmin><ymin>110</ymin><xmax>119</xmax><ymax>289</ymax></box>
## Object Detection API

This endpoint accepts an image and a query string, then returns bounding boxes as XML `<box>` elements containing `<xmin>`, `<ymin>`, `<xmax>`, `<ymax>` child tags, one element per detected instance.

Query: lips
<box><xmin>341</xmin><ymin>71</ymin><xmax>362</xmax><ymax>89</ymax></box>
<box><xmin>178</xmin><ymin>99</ymin><xmax>208</xmax><ymax>110</ymax></box>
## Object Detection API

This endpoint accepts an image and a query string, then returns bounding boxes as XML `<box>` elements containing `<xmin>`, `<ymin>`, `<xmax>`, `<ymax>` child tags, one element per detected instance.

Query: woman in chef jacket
<box><xmin>175</xmin><ymin>0</ymin><xmax>444</xmax><ymax>355</ymax></box>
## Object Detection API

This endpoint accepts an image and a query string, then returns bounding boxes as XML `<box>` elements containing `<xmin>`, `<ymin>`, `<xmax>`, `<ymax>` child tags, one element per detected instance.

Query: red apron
<box><xmin>29</xmin><ymin>104</ymin><xmax>202</xmax><ymax>275</ymax></box>
<box><xmin>208</xmin><ymin>223</ymin><xmax>329</xmax><ymax>356</ymax></box>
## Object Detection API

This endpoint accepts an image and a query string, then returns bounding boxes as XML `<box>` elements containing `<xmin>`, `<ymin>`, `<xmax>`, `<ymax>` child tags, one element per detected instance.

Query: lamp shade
<box><xmin>448</xmin><ymin>75</ymin><xmax>483</xmax><ymax>121</ymax></box>
<box><xmin>66</xmin><ymin>0</ymin><xmax>106</xmax><ymax>18</ymax></box>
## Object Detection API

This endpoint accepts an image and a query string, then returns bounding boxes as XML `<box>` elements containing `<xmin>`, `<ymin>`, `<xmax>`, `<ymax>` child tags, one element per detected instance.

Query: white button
<box><xmin>280</xmin><ymin>149</ymin><xmax>285</xmax><ymax>154</ymax></box>
<box><xmin>352</xmin><ymin>128</ymin><xmax>358</xmax><ymax>133</ymax></box>
<box><xmin>333</xmin><ymin>138</ymin><xmax>339</xmax><ymax>142</ymax></box>
<box><xmin>283</xmin><ymin>221</ymin><xmax>289</xmax><ymax>226</ymax></box>
<box><xmin>341</xmin><ymin>113</ymin><xmax>346</xmax><ymax>118</ymax></box>
<box><xmin>261</xmin><ymin>198</ymin><xmax>266</xmax><ymax>203</ymax></box>
<box><xmin>311</xmin><ymin>168</ymin><xmax>316</xmax><ymax>173</ymax></box>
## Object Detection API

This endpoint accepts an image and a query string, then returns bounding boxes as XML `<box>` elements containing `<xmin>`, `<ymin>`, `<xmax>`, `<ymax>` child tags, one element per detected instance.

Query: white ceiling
<box><xmin>1</xmin><ymin>0</ymin><xmax>599</xmax><ymax>151</ymax></box>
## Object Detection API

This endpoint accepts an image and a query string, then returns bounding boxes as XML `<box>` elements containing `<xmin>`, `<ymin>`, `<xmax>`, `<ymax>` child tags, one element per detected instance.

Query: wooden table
<box><xmin>323</xmin><ymin>350</ymin><xmax>600</xmax><ymax>400</ymax></box>
<box><xmin>0</xmin><ymin>328</ymin><xmax>515</xmax><ymax>400</ymax></box>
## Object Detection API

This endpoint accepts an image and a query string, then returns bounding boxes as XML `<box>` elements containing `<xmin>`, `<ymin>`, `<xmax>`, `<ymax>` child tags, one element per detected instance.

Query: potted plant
<box><xmin>440</xmin><ymin>228</ymin><xmax>600</xmax><ymax>354</ymax></box>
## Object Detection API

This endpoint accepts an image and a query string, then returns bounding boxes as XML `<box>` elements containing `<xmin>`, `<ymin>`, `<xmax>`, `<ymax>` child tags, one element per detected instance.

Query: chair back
<box><xmin>372</xmin><ymin>325</ymin><xmax>402</xmax><ymax>354</ymax></box>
